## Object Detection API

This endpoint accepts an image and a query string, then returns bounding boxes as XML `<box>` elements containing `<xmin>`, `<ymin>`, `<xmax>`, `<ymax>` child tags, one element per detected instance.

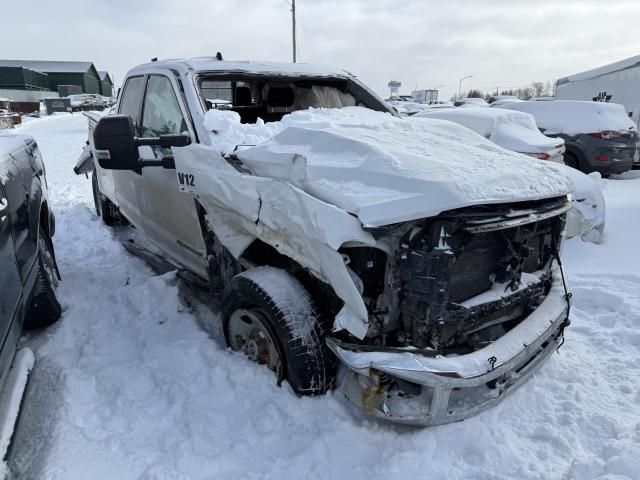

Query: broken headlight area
<box><xmin>342</xmin><ymin>196</ymin><xmax>570</xmax><ymax>354</ymax></box>
<box><xmin>327</xmin><ymin>197</ymin><xmax>571</xmax><ymax>426</ymax></box>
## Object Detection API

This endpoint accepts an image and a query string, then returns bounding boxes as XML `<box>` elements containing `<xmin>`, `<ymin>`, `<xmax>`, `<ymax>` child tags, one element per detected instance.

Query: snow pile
<box><xmin>414</xmin><ymin>106</ymin><xmax>562</xmax><ymax>153</ymax></box>
<box><xmin>546</xmin><ymin>163</ymin><xmax>606</xmax><ymax>242</ymax></box>
<box><xmin>204</xmin><ymin>107</ymin><xmax>571</xmax><ymax>226</ymax></box>
<box><xmin>500</xmin><ymin>100</ymin><xmax>637</xmax><ymax>136</ymax></box>
<box><xmin>6</xmin><ymin>114</ymin><xmax>640</xmax><ymax>480</ymax></box>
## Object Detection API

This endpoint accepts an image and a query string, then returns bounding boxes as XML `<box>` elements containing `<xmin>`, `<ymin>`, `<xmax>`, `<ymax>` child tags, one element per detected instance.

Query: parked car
<box><xmin>500</xmin><ymin>100</ymin><xmax>638</xmax><ymax>176</ymax></box>
<box><xmin>488</xmin><ymin>95</ymin><xmax>518</xmax><ymax>104</ymax></box>
<box><xmin>454</xmin><ymin>97</ymin><xmax>489</xmax><ymax>107</ymax></box>
<box><xmin>413</xmin><ymin>107</ymin><xmax>604</xmax><ymax>241</ymax></box>
<box><xmin>0</xmin><ymin>133</ymin><xmax>61</xmax><ymax>449</ymax></box>
<box><xmin>414</xmin><ymin>106</ymin><xmax>566</xmax><ymax>162</ymax></box>
<box><xmin>388</xmin><ymin>100</ymin><xmax>431</xmax><ymax>116</ymax></box>
<box><xmin>75</xmin><ymin>57</ymin><xmax>572</xmax><ymax>426</ymax></box>
<box><xmin>67</xmin><ymin>94</ymin><xmax>106</xmax><ymax>112</ymax></box>
<box><xmin>490</xmin><ymin>98</ymin><xmax>523</xmax><ymax>108</ymax></box>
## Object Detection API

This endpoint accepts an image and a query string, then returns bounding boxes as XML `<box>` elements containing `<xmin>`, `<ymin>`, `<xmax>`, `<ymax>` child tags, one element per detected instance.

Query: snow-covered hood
<box><xmin>220</xmin><ymin>108</ymin><xmax>571</xmax><ymax>227</ymax></box>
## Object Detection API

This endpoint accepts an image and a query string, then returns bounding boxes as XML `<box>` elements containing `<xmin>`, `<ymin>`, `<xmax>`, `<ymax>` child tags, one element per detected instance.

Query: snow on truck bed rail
<box><xmin>204</xmin><ymin>107</ymin><xmax>571</xmax><ymax>226</ymax></box>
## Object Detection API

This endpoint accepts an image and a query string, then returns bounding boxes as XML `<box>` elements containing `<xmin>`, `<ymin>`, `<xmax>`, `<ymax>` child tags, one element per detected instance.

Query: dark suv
<box><xmin>0</xmin><ymin>133</ymin><xmax>61</xmax><ymax>392</ymax></box>
<box><xmin>501</xmin><ymin>100</ymin><xmax>638</xmax><ymax>176</ymax></box>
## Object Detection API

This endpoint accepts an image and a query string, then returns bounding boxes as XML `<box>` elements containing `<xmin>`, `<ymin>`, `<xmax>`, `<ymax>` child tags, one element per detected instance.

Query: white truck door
<box><xmin>138</xmin><ymin>74</ymin><xmax>207</xmax><ymax>277</ymax></box>
<box><xmin>110</xmin><ymin>75</ymin><xmax>146</xmax><ymax>229</ymax></box>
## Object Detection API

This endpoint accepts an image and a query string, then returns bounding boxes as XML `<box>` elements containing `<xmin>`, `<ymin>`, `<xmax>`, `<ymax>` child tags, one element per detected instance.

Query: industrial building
<box><xmin>98</xmin><ymin>71</ymin><xmax>114</xmax><ymax>97</ymax></box>
<box><xmin>0</xmin><ymin>65</ymin><xmax>49</xmax><ymax>90</ymax></box>
<box><xmin>0</xmin><ymin>60</ymin><xmax>103</xmax><ymax>94</ymax></box>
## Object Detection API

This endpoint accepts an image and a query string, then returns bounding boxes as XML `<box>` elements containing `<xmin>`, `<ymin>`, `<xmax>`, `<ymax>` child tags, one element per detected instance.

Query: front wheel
<box><xmin>222</xmin><ymin>266</ymin><xmax>334</xmax><ymax>396</ymax></box>
<box><xmin>24</xmin><ymin>231</ymin><xmax>61</xmax><ymax>330</ymax></box>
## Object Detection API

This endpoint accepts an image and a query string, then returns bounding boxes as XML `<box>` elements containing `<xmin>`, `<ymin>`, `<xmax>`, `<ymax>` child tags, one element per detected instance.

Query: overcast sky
<box><xmin>4</xmin><ymin>0</ymin><xmax>640</xmax><ymax>99</ymax></box>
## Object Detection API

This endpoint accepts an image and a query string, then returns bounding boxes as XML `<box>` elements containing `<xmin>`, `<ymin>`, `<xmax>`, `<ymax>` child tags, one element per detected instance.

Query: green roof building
<box><xmin>0</xmin><ymin>60</ymin><xmax>102</xmax><ymax>94</ymax></box>
<box><xmin>0</xmin><ymin>65</ymin><xmax>49</xmax><ymax>90</ymax></box>
<box><xmin>98</xmin><ymin>71</ymin><xmax>114</xmax><ymax>97</ymax></box>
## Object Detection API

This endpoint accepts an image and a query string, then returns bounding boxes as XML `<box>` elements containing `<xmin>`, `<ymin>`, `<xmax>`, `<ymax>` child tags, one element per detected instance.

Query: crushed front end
<box><xmin>330</xmin><ymin>196</ymin><xmax>572</xmax><ymax>426</ymax></box>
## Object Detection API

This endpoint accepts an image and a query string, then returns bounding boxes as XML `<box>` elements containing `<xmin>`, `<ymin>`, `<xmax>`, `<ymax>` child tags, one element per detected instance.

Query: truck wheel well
<box><xmin>240</xmin><ymin>239</ymin><xmax>343</xmax><ymax>325</ymax></box>
<box><xmin>193</xmin><ymin>201</ymin><xmax>343</xmax><ymax>325</ymax></box>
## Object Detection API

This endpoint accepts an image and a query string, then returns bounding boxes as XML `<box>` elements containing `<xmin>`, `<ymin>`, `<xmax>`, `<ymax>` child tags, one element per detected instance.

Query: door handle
<box><xmin>0</xmin><ymin>197</ymin><xmax>7</xmax><ymax>223</ymax></box>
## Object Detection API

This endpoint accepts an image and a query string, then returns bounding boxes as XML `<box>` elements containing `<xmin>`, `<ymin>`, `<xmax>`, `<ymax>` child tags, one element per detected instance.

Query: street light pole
<box><xmin>458</xmin><ymin>75</ymin><xmax>472</xmax><ymax>99</ymax></box>
<box><xmin>292</xmin><ymin>0</ymin><xmax>297</xmax><ymax>63</ymax></box>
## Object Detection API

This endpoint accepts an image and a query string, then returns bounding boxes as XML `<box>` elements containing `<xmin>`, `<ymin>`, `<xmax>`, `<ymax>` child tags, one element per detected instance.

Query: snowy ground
<box><xmin>6</xmin><ymin>113</ymin><xmax>640</xmax><ymax>479</ymax></box>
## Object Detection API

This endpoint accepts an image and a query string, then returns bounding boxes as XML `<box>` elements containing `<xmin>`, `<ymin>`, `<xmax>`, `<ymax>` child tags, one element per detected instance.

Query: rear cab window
<box><xmin>118</xmin><ymin>76</ymin><xmax>145</xmax><ymax>131</ymax></box>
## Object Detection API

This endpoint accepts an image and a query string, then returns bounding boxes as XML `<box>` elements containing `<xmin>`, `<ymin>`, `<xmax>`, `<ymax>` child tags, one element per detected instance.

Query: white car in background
<box><xmin>453</xmin><ymin>97</ymin><xmax>489</xmax><ymax>107</ymax></box>
<box><xmin>414</xmin><ymin>107</ymin><xmax>565</xmax><ymax>161</ymax></box>
<box><xmin>490</xmin><ymin>98</ymin><xmax>524</xmax><ymax>108</ymax></box>
<box><xmin>413</xmin><ymin>107</ymin><xmax>605</xmax><ymax>242</ymax></box>
<box><xmin>488</xmin><ymin>95</ymin><xmax>519</xmax><ymax>104</ymax></box>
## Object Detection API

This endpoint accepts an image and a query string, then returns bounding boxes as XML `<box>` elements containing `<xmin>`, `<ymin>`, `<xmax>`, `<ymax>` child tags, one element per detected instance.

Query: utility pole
<box><xmin>291</xmin><ymin>0</ymin><xmax>297</xmax><ymax>63</ymax></box>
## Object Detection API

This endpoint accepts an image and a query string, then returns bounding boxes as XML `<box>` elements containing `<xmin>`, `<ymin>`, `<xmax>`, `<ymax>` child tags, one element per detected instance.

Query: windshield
<box><xmin>197</xmin><ymin>74</ymin><xmax>393</xmax><ymax>123</ymax></box>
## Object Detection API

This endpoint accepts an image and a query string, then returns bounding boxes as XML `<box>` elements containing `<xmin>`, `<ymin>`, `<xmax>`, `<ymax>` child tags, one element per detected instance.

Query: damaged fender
<box><xmin>172</xmin><ymin>144</ymin><xmax>376</xmax><ymax>338</ymax></box>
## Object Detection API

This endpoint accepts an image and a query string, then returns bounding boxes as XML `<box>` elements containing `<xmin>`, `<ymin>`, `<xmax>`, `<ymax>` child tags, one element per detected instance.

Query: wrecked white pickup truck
<box><xmin>75</xmin><ymin>57</ymin><xmax>573</xmax><ymax>426</ymax></box>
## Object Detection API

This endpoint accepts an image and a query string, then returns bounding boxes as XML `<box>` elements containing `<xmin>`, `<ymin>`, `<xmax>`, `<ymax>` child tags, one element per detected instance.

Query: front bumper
<box><xmin>327</xmin><ymin>266</ymin><xmax>569</xmax><ymax>426</ymax></box>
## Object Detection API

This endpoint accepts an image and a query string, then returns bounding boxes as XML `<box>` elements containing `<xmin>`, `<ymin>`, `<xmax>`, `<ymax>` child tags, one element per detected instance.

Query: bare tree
<box><xmin>531</xmin><ymin>82</ymin><xmax>545</xmax><ymax>98</ymax></box>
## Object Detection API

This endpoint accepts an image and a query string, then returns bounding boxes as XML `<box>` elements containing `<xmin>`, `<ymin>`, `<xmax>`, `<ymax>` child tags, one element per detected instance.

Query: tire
<box><xmin>563</xmin><ymin>151</ymin><xmax>579</xmax><ymax>170</ymax></box>
<box><xmin>92</xmin><ymin>169</ymin><xmax>122</xmax><ymax>226</ymax></box>
<box><xmin>24</xmin><ymin>231</ymin><xmax>61</xmax><ymax>330</ymax></box>
<box><xmin>222</xmin><ymin>266</ymin><xmax>333</xmax><ymax>396</ymax></box>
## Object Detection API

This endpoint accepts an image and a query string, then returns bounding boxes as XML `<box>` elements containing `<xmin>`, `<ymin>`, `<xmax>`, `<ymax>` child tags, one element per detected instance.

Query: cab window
<box><xmin>118</xmin><ymin>76</ymin><xmax>145</xmax><ymax>128</ymax></box>
<box><xmin>141</xmin><ymin>75</ymin><xmax>187</xmax><ymax>137</ymax></box>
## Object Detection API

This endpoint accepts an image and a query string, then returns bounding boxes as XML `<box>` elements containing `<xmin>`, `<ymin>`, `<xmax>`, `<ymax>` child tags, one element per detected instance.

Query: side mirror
<box><xmin>159</xmin><ymin>134</ymin><xmax>191</xmax><ymax>148</ymax></box>
<box><xmin>93</xmin><ymin>115</ymin><xmax>191</xmax><ymax>171</ymax></box>
<box><xmin>93</xmin><ymin>115</ymin><xmax>140</xmax><ymax>170</ymax></box>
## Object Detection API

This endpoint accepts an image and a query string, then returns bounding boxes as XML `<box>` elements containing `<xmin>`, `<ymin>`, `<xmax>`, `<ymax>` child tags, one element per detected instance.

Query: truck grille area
<box><xmin>394</xmin><ymin>200</ymin><xmax>566</xmax><ymax>349</ymax></box>
<box><xmin>447</xmin><ymin>228</ymin><xmax>546</xmax><ymax>304</ymax></box>
<box><xmin>448</xmin><ymin>232</ymin><xmax>498</xmax><ymax>304</ymax></box>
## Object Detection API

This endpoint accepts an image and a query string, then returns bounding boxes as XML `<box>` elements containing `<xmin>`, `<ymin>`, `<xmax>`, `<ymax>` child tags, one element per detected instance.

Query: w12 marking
<box><xmin>177</xmin><ymin>171</ymin><xmax>196</xmax><ymax>193</ymax></box>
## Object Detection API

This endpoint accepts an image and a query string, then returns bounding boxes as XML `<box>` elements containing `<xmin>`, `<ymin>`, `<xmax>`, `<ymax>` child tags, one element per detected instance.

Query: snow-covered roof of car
<box><xmin>500</xmin><ymin>100</ymin><xmax>637</xmax><ymax>136</ymax></box>
<box><xmin>415</xmin><ymin>106</ymin><xmax>537</xmax><ymax>130</ymax></box>
<box><xmin>557</xmin><ymin>54</ymin><xmax>640</xmax><ymax>84</ymax></box>
<box><xmin>414</xmin><ymin>106</ymin><xmax>561</xmax><ymax>153</ymax></box>
<box><xmin>458</xmin><ymin>98</ymin><xmax>489</xmax><ymax>105</ymax></box>
<box><xmin>129</xmin><ymin>57</ymin><xmax>354</xmax><ymax>79</ymax></box>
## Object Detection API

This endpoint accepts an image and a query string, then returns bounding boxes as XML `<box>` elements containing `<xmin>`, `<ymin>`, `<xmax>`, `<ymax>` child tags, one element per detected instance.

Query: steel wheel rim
<box><xmin>39</xmin><ymin>236</ymin><xmax>58</xmax><ymax>291</ymax></box>
<box><xmin>228</xmin><ymin>308</ymin><xmax>281</xmax><ymax>372</ymax></box>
